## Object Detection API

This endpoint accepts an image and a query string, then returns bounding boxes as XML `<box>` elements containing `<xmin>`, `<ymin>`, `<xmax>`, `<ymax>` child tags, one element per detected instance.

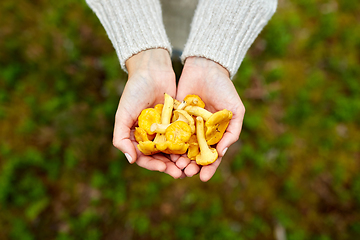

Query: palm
<box><xmin>176</xmin><ymin>57</ymin><xmax>245</xmax><ymax>181</ymax></box>
<box><xmin>177</xmin><ymin>66</ymin><xmax>241</xmax><ymax>114</ymax></box>
<box><xmin>113</xmin><ymin>49</ymin><xmax>185</xmax><ymax>179</ymax></box>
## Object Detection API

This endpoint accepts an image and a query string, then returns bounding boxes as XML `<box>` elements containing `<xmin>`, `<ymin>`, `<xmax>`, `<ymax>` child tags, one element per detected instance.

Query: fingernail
<box><xmin>125</xmin><ymin>153</ymin><xmax>132</xmax><ymax>163</ymax></box>
<box><xmin>222</xmin><ymin>148</ymin><xmax>228</xmax><ymax>156</ymax></box>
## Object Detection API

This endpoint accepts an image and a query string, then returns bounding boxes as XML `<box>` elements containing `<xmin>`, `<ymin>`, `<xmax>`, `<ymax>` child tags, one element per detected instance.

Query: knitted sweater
<box><xmin>86</xmin><ymin>0</ymin><xmax>277</xmax><ymax>78</ymax></box>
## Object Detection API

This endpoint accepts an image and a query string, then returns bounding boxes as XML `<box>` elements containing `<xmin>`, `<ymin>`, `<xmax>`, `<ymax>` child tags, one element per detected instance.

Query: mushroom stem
<box><xmin>150</xmin><ymin>123</ymin><xmax>170</xmax><ymax>134</ymax></box>
<box><xmin>195</xmin><ymin>117</ymin><xmax>218</xmax><ymax>165</ymax></box>
<box><xmin>184</xmin><ymin>106</ymin><xmax>212</xmax><ymax>121</ymax></box>
<box><xmin>162</xmin><ymin>93</ymin><xmax>174</xmax><ymax>125</ymax></box>
<box><xmin>176</xmin><ymin>100</ymin><xmax>187</xmax><ymax>110</ymax></box>
<box><xmin>172</xmin><ymin>110</ymin><xmax>196</xmax><ymax>134</ymax></box>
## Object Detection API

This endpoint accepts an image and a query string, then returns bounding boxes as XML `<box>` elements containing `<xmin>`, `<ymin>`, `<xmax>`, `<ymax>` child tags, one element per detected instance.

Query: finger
<box><xmin>152</xmin><ymin>154</ymin><xmax>184</xmax><ymax>179</ymax></box>
<box><xmin>170</xmin><ymin>154</ymin><xmax>181</xmax><ymax>162</ymax></box>
<box><xmin>184</xmin><ymin>161</ymin><xmax>201</xmax><ymax>177</ymax></box>
<box><xmin>113</xmin><ymin>113</ymin><xmax>138</xmax><ymax>164</ymax></box>
<box><xmin>113</xmin><ymin>137</ymin><xmax>137</xmax><ymax>164</ymax></box>
<box><xmin>163</xmin><ymin>161</ymin><xmax>183</xmax><ymax>179</ymax></box>
<box><xmin>179</xmin><ymin>172</ymin><xmax>187</xmax><ymax>179</ymax></box>
<box><xmin>216</xmin><ymin>130</ymin><xmax>239</xmax><ymax>158</ymax></box>
<box><xmin>217</xmin><ymin>109</ymin><xmax>244</xmax><ymax>157</ymax></box>
<box><xmin>175</xmin><ymin>155</ymin><xmax>191</xmax><ymax>170</ymax></box>
<box><xmin>135</xmin><ymin>155</ymin><xmax>167</xmax><ymax>172</ymax></box>
<box><xmin>199</xmin><ymin>157</ymin><xmax>222</xmax><ymax>182</ymax></box>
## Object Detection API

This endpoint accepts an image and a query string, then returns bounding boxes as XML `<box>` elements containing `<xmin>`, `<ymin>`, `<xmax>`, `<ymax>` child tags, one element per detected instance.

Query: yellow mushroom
<box><xmin>156</xmin><ymin>121</ymin><xmax>191</xmax><ymax>155</ymax></box>
<box><xmin>171</xmin><ymin>109</ymin><xmax>196</xmax><ymax>134</ymax></box>
<box><xmin>150</xmin><ymin>123</ymin><xmax>170</xmax><ymax>134</ymax></box>
<box><xmin>173</xmin><ymin>99</ymin><xmax>181</xmax><ymax>110</ymax></box>
<box><xmin>165</xmin><ymin>121</ymin><xmax>192</xmax><ymax>143</ymax></box>
<box><xmin>177</xmin><ymin>94</ymin><xmax>206</xmax><ymax>110</ymax></box>
<box><xmin>136</xmin><ymin>93</ymin><xmax>230</xmax><ymax>157</ymax></box>
<box><xmin>184</xmin><ymin>106</ymin><xmax>212</xmax><ymax>121</ymax></box>
<box><xmin>195</xmin><ymin>117</ymin><xmax>218</xmax><ymax>165</ymax></box>
<box><xmin>134</xmin><ymin>127</ymin><xmax>154</xmax><ymax>142</ymax></box>
<box><xmin>135</xmin><ymin>127</ymin><xmax>158</xmax><ymax>155</ymax></box>
<box><xmin>138</xmin><ymin>108</ymin><xmax>161</xmax><ymax>135</ymax></box>
<box><xmin>187</xmin><ymin>134</ymin><xmax>199</xmax><ymax>161</ymax></box>
<box><xmin>137</xmin><ymin>141</ymin><xmax>159</xmax><ymax>155</ymax></box>
<box><xmin>205</xmin><ymin>109</ymin><xmax>233</xmax><ymax>145</ymax></box>
<box><xmin>184</xmin><ymin>106</ymin><xmax>232</xmax><ymax>145</ymax></box>
<box><xmin>154</xmin><ymin>104</ymin><xmax>163</xmax><ymax>115</ymax></box>
<box><xmin>153</xmin><ymin>93</ymin><xmax>174</xmax><ymax>150</ymax></box>
<box><xmin>161</xmin><ymin>93</ymin><xmax>174</xmax><ymax>125</ymax></box>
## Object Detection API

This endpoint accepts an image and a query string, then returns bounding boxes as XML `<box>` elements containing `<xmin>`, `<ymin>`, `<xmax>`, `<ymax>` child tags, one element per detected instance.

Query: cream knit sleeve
<box><xmin>181</xmin><ymin>0</ymin><xmax>277</xmax><ymax>78</ymax></box>
<box><xmin>86</xmin><ymin>0</ymin><xmax>172</xmax><ymax>72</ymax></box>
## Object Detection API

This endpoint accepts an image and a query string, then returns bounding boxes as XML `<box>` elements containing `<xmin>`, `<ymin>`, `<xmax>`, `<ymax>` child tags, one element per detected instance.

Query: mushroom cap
<box><xmin>187</xmin><ymin>134</ymin><xmax>199</xmax><ymax>160</ymax></box>
<box><xmin>138</xmin><ymin>108</ymin><xmax>161</xmax><ymax>135</ymax></box>
<box><xmin>183</xmin><ymin>94</ymin><xmax>205</xmax><ymax>108</ymax></box>
<box><xmin>134</xmin><ymin>127</ymin><xmax>155</xmax><ymax>143</ymax></box>
<box><xmin>154</xmin><ymin>121</ymin><xmax>191</xmax><ymax>155</ymax></box>
<box><xmin>172</xmin><ymin>110</ymin><xmax>196</xmax><ymax>134</ymax></box>
<box><xmin>154</xmin><ymin>104</ymin><xmax>163</xmax><ymax>115</ymax></box>
<box><xmin>157</xmin><ymin>142</ymin><xmax>189</xmax><ymax>155</ymax></box>
<box><xmin>165</xmin><ymin>121</ymin><xmax>192</xmax><ymax>143</ymax></box>
<box><xmin>176</xmin><ymin>94</ymin><xmax>206</xmax><ymax>110</ymax></box>
<box><xmin>137</xmin><ymin>141</ymin><xmax>159</xmax><ymax>155</ymax></box>
<box><xmin>195</xmin><ymin>147</ymin><xmax>218</xmax><ymax>165</ymax></box>
<box><xmin>205</xmin><ymin>109</ymin><xmax>233</xmax><ymax>145</ymax></box>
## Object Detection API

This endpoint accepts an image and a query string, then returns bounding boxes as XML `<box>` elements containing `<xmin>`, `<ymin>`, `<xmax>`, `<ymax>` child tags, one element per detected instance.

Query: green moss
<box><xmin>1</xmin><ymin>0</ymin><xmax>360</xmax><ymax>239</ymax></box>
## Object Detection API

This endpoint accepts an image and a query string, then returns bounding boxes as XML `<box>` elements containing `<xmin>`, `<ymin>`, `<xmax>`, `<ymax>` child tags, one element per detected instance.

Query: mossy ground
<box><xmin>1</xmin><ymin>0</ymin><xmax>360</xmax><ymax>239</ymax></box>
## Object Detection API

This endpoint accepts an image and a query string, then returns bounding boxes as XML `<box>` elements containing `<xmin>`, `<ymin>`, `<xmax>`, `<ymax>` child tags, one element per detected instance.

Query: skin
<box><xmin>176</xmin><ymin>57</ymin><xmax>245</xmax><ymax>182</ymax></box>
<box><xmin>113</xmin><ymin>48</ymin><xmax>184</xmax><ymax>179</ymax></box>
<box><xmin>113</xmin><ymin>49</ymin><xmax>245</xmax><ymax>181</ymax></box>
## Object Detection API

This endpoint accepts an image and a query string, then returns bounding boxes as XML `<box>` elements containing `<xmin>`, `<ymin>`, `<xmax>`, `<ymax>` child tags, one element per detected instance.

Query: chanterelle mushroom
<box><xmin>137</xmin><ymin>141</ymin><xmax>159</xmax><ymax>155</ymax></box>
<box><xmin>134</xmin><ymin>127</ymin><xmax>154</xmax><ymax>143</ymax></box>
<box><xmin>184</xmin><ymin>106</ymin><xmax>212</xmax><ymax>121</ymax></box>
<box><xmin>154</xmin><ymin>104</ymin><xmax>163</xmax><ymax>115</ymax></box>
<box><xmin>184</xmin><ymin>106</ymin><xmax>232</xmax><ymax>145</ymax></box>
<box><xmin>138</xmin><ymin>108</ymin><xmax>161</xmax><ymax>135</ymax></box>
<box><xmin>135</xmin><ymin>127</ymin><xmax>159</xmax><ymax>155</ymax></box>
<box><xmin>150</xmin><ymin>123</ymin><xmax>170</xmax><ymax>134</ymax></box>
<box><xmin>153</xmin><ymin>93</ymin><xmax>174</xmax><ymax>149</ymax></box>
<box><xmin>176</xmin><ymin>94</ymin><xmax>206</xmax><ymax>110</ymax></box>
<box><xmin>187</xmin><ymin>134</ymin><xmax>199</xmax><ymax>161</ymax></box>
<box><xmin>172</xmin><ymin>110</ymin><xmax>196</xmax><ymax>134</ymax></box>
<box><xmin>195</xmin><ymin>117</ymin><xmax>218</xmax><ymax>165</ymax></box>
<box><xmin>205</xmin><ymin>109</ymin><xmax>233</xmax><ymax>145</ymax></box>
<box><xmin>156</xmin><ymin>121</ymin><xmax>191</xmax><ymax>155</ymax></box>
<box><xmin>161</xmin><ymin>93</ymin><xmax>174</xmax><ymax>125</ymax></box>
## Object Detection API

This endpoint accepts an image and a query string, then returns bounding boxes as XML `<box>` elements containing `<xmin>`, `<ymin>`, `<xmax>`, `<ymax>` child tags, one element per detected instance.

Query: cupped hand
<box><xmin>113</xmin><ymin>49</ymin><xmax>184</xmax><ymax>179</ymax></box>
<box><xmin>176</xmin><ymin>57</ymin><xmax>245</xmax><ymax>181</ymax></box>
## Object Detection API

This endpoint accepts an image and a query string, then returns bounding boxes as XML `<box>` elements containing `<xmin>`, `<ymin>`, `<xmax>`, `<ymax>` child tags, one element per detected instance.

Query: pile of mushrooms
<box><xmin>135</xmin><ymin>93</ymin><xmax>232</xmax><ymax>165</ymax></box>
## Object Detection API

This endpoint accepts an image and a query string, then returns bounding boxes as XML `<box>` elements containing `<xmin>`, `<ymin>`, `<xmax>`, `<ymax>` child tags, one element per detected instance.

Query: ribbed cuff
<box><xmin>181</xmin><ymin>0</ymin><xmax>277</xmax><ymax>79</ymax></box>
<box><xmin>86</xmin><ymin>0</ymin><xmax>172</xmax><ymax>72</ymax></box>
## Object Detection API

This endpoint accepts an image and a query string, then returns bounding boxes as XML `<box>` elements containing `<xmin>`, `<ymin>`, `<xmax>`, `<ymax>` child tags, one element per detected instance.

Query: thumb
<box><xmin>216</xmin><ymin>109</ymin><xmax>244</xmax><ymax>158</ymax></box>
<box><xmin>113</xmin><ymin>115</ymin><xmax>138</xmax><ymax>164</ymax></box>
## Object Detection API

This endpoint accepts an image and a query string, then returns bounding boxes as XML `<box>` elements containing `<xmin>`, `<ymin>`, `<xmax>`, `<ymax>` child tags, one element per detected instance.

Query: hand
<box><xmin>176</xmin><ymin>57</ymin><xmax>245</xmax><ymax>181</ymax></box>
<box><xmin>113</xmin><ymin>49</ymin><xmax>184</xmax><ymax>179</ymax></box>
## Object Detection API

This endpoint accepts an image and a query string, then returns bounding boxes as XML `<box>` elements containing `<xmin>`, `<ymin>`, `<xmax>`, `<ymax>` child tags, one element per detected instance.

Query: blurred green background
<box><xmin>1</xmin><ymin>0</ymin><xmax>360</xmax><ymax>239</ymax></box>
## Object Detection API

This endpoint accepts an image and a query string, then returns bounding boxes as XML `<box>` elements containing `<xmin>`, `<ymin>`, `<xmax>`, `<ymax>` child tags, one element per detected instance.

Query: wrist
<box><xmin>183</xmin><ymin>57</ymin><xmax>230</xmax><ymax>78</ymax></box>
<box><xmin>126</xmin><ymin>48</ymin><xmax>173</xmax><ymax>77</ymax></box>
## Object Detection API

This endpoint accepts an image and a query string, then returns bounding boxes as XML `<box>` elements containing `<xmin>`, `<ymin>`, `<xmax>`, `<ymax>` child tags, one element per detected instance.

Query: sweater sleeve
<box><xmin>181</xmin><ymin>0</ymin><xmax>277</xmax><ymax>79</ymax></box>
<box><xmin>86</xmin><ymin>0</ymin><xmax>172</xmax><ymax>72</ymax></box>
